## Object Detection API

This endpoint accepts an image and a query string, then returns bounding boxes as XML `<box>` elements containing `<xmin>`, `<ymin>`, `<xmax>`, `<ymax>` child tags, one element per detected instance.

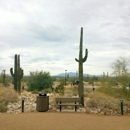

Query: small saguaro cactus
<box><xmin>10</xmin><ymin>54</ymin><xmax>24</xmax><ymax>93</ymax></box>
<box><xmin>1</xmin><ymin>70</ymin><xmax>6</xmax><ymax>85</ymax></box>
<box><xmin>75</xmin><ymin>27</ymin><xmax>88</xmax><ymax>106</ymax></box>
<box><xmin>107</xmin><ymin>72</ymin><xmax>109</xmax><ymax>77</ymax></box>
<box><xmin>103</xmin><ymin>72</ymin><xmax>105</xmax><ymax>77</ymax></box>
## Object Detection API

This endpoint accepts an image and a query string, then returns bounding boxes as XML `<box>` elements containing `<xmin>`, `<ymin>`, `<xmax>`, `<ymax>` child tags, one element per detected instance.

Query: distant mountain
<box><xmin>53</xmin><ymin>72</ymin><xmax>101</xmax><ymax>78</ymax></box>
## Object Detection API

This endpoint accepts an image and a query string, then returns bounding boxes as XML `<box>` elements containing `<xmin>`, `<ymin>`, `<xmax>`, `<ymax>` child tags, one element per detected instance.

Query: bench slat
<box><xmin>56</xmin><ymin>98</ymin><xmax>81</xmax><ymax>103</ymax></box>
<box><xmin>57</xmin><ymin>104</ymin><xmax>82</xmax><ymax>106</ymax></box>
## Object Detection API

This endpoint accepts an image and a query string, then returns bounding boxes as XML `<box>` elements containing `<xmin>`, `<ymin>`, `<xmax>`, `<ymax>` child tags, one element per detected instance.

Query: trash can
<box><xmin>36</xmin><ymin>93</ymin><xmax>49</xmax><ymax>112</ymax></box>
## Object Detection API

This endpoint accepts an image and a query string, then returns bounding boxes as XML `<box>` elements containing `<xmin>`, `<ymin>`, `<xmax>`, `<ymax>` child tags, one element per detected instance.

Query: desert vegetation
<box><xmin>0</xmin><ymin>84</ymin><xmax>18</xmax><ymax>112</ymax></box>
<box><xmin>0</xmin><ymin>28</ymin><xmax>130</xmax><ymax>115</ymax></box>
<box><xmin>10</xmin><ymin>54</ymin><xmax>23</xmax><ymax>93</ymax></box>
<box><xmin>27</xmin><ymin>70</ymin><xmax>53</xmax><ymax>91</ymax></box>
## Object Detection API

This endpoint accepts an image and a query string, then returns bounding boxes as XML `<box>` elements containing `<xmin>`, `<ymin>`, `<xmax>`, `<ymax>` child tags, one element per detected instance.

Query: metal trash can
<box><xmin>36</xmin><ymin>93</ymin><xmax>49</xmax><ymax>112</ymax></box>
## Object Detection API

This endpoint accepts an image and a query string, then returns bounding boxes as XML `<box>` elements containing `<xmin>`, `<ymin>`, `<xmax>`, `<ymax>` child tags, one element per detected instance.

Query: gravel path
<box><xmin>0</xmin><ymin>112</ymin><xmax>130</xmax><ymax>130</ymax></box>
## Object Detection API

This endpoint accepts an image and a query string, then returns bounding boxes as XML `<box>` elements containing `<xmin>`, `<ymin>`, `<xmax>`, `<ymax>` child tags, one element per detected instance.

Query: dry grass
<box><xmin>85</xmin><ymin>91</ymin><xmax>118</xmax><ymax>110</ymax></box>
<box><xmin>64</xmin><ymin>85</ymin><xmax>78</xmax><ymax>97</ymax></box>
<box><xmin>0</xmin><ymin>84</ymin><xmax>18</xmax><ymax>112</ymax></box>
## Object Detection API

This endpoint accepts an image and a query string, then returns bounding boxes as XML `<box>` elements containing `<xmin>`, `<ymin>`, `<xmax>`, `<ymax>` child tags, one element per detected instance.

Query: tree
<box><xmin>111</xmin><ymin>57</ymin><xmax>130</xmax><ymax>76</ymax></box>
<box><xmin>111</xmin><ymin>57</ymin><xmax>130</xmax><ymax>100</ymax></box>
<box><xmin>27</xmin><ymin>70</ymin><xmax>53</xmax><ymax>91</ymax></box>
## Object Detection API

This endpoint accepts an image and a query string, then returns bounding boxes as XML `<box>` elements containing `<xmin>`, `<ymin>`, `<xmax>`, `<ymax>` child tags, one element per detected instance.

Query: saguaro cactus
<box><xmin>10</xmin><ymin>54</ymin><xmax>24</xmax><ymax>93</ymax></box>
<box><xmin>75</xmin><ymin>27</ymin><xmax>88</xmax><ymax>106</ymax></box>
<box><xmin>1</xmin><ymin>70</ymin><xmax>6</xmax><ymax>85</ymax></box>
<box><xmin>103</xmin><ymin>72</ymin><xmax>105</xmax><ymax>77</ymax></box>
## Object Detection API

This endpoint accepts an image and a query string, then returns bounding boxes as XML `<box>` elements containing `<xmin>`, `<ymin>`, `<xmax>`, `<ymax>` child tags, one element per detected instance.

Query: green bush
<box><xmin>27</xmin><ymin>70</ymin><xmax>53</xmax><ymax>91</ymax></box>
<box><xmin>57</xmin><ymin>78</ymin><xmax>65</xmax><ymax>85</ymax></box>
<box><xmin>97</xmin><ymin>76</ymin><xmax>130</xmax><ymax>100</ymax></box>
<box><xmin>55</xmin><ymin>84</ymin><xmax>64</xmax><ymax>94</ymax></box>
<box><xmin>0</xmin><ymin>85</ymin><xmax>18</xmax><ymax>112</ymax></box>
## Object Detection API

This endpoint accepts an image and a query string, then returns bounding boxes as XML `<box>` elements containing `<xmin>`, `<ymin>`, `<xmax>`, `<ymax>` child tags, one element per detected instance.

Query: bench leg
<box><xmin>60</xmin><ymin>105</ymin><xmax>62</xmax><ymax>111</ymax></box>
<box><xmin>75</xmin><ymin>106</ymin><xmax>77</xmax><ymax>112</ymax></box>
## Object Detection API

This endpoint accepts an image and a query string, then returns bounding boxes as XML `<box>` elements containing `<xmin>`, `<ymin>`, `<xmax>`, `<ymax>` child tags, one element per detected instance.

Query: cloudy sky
<box><xmin>0</xmin><ymin>0</ymin><xmax>130</xmax><ymax>76</ymax></box>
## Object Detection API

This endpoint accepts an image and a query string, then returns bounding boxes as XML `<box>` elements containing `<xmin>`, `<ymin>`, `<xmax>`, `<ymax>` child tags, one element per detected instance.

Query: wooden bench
<box><xmin>55</xmin><ymin>97</ymin><xmax>82</xmax><ymax>112</ymax></box>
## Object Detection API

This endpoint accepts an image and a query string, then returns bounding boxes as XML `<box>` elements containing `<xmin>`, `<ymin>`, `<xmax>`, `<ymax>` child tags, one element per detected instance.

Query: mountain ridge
<box><xmin>53</xmin><ymin>72</ymin><xmax>102</xmax><ymax>77</ymax></box>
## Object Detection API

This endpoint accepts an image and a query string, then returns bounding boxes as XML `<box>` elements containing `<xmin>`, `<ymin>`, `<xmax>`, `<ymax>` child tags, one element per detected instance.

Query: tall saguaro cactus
<box><xmin>10</xmin><ymin>54</ymin><xmax>24</xmax><ymax>93</ymax></box>
<box><xmin>75</xmin><ymin>27</ymin><xmax>88</xmax><ymax>106</ymax></box>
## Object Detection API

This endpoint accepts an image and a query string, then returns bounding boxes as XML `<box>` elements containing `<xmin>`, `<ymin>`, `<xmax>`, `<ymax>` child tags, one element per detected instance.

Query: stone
<box><xmin>100</xmin><ymin>112</ymin><xmax>104</xmax><ymax>115</ymax></box>
<box><xmin>93</xmin><ymin>110</ymin><xmax>98</xmax><ymax>114</ymax></box>
<box><xmin>5</xmin><ymin>92</ymin><xmax>127</xmax><ymax>116</ymax></box>
<box><xmin>80</xmin><ymin>108</ymin><xmax>86</xmax><ymax>112</ymax></box>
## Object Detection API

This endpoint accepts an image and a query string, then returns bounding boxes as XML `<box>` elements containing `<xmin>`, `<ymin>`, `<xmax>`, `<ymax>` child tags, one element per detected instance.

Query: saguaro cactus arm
<box><xmin>75</xmin><ymin>58</ymin><xmax>79</xmax><ymax>62</ymax></box>
<box><xmin>82</xmin><ymin>49</ymin><xmax>88</xmax><ymax>62</ymax></box>
<box><xmin>75</xmin><ymin>49</ymin><xmax>88</xmax><ymax>63</ymax></box>
<box><xmin>20</xmin><ymin>68</ymin><xmax>24</xmax><ymax>79</ymax></box>
<box><xmin>10</xmin><ymin>68</ymin><xmax>14</xmax><ymax>77</ymax></box>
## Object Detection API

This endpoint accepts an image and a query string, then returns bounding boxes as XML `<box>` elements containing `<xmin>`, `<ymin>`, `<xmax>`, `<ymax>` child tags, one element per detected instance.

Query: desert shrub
<box><xmin>42</xmin><ymin>88</ymin><xmax>52</xmax><ymax>93</ymax></box>
<box><xmin>97</xmin><ymin>76</ymin><xmax>130</xmax><ymax>99</ymax></box>
<box><xmin>88</xmin><ymin>92</ymin><xmax>113</xmax><ymax>100</ymax></box>
<box><xmin>71</xmin><ymin>86</ymin><xmax>78</xmax><ymax>96</ymax></box>
<box><xmin>57</xmin><ymin>78</ymin><xmax>65</xmax><ymax>85</ymax></box>
<box><xmin>64</xmin><ymin>88</ymin><xmax>73</xmax><ymax>97</ymax></box>
<box><xmin>97</xmin><ymin>80</ymin><xmax>130</xmax><ymax>100</ymax></box>
<box><xmin>84</xmin><ymin>91</ymin><xmax>89</xmax><ymax>97</ymax></box>
<box><xmin>27</xmin><ymin>70</ymin><xmax>53</xmax><ymax>91</ymax></box>
<box><xmin>100</xmin><ymin>73</ymin><xmax>130</xmax><ymax>100</ymax></box>
<box><xmin>0</xmin><ymin>75</ymin><xmax>11</xmax><ymax>86</ymax></box>
<box><xmin>31</xmin><ymin>88</ymin><xmax>52</xmax><ymax>94</ymax></box>
<box><xmin>85</xmin><ymin>92</ymin><xmax>116</xmax><ymax>109</ymax></box>
<box><xmin>55</xmin><ymin>84</ymin><xmax>64</xmax><ymax>94</ymax></box>
<box><xmin>0</xmin><ymin>102</ymin><xmax>8</xmax><ymax>112</ymax></box>
<box><xmin>0</xmin><ymin>85</ymin><xmax>18</xmax><ymax>112</ymax></box>
<box><xmin>31</xmin><ymin>90</ymin><xmax>39</xmax><ymax>94</ymax></box>
<box><xmin>94</xmin><ymin>81</ymin><xmax>101</xmax><ymax>86</ymax></box>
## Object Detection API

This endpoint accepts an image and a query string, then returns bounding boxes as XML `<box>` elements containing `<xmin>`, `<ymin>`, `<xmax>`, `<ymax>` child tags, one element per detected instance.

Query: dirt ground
<box><xmin>0</xmin><ymin>112</ymin><xmax>130</xmax><ymax>130</ymax></box>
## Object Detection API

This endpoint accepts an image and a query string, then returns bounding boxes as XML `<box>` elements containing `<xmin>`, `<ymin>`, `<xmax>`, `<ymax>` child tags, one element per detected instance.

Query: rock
<box><xmin>5</xmin><ymin>92</ymin><xmax>128</xmax><ymax>116</ymax></box>
<box><xmin>97</xmin><ymin>108</ymin><xmax>101</xmax><ymax>112</ymax></box>
<box><xmin>50</xmin><ymin>108</ymin><xmax>57</xmax><ymax>112</ymax></box>
<box><xmin>93</xmin><ymin>110</ymin><xmax>98</xmax><ymax>114</ymax></box>
<box><xmin>100</xmin><ymin>112</ymin><xmax>104</xmax><ymax>115</ymax></box>
<box><xmin>47</xmin><ymin>93</ymin><xmax>54</xmax><ymax>97</ymax></box>
<box><xmin>80</xmin><ymin>108</ymin><xmax>86</xmax><ymax>112</ymax></box>
<box><xmin>106</xmin><ymin>111</ymin><xmax>111</xmax><ymax>115</ymax></box>
<box><xmin>49</xmin><ymin>105</ymin><xmax>52</xmax><ymax>109</ymax></box>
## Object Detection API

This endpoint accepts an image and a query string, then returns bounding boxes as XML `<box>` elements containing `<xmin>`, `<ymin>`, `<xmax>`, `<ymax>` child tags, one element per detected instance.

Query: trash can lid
<box><xmin>39</xmin><ymin>92</ymin><xmax>47</xmax><ymax>96</ymax></box>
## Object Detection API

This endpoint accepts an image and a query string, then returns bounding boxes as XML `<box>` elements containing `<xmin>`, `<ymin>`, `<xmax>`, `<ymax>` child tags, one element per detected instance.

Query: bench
<box><xmin>55</xmin><ymin>97</ymin><xmax>82</xmax><ymax>112</ymax></box>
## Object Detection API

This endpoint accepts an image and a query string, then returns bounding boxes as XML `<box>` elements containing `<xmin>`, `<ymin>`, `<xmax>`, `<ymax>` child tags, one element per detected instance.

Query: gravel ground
<box><xmin>0</xmin><ymin>112</ymin><xmax>130</xmax><ymax>130</ymax></box>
